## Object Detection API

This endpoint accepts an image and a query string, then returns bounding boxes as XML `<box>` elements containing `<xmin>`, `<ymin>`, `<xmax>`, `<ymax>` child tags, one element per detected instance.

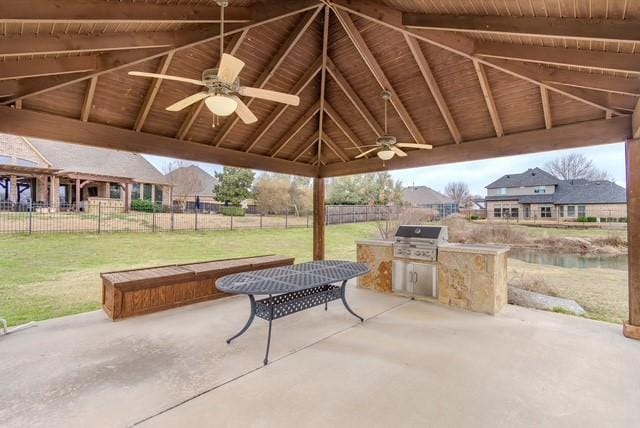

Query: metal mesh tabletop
<box><xmin>216</xmin><ymin>260</ymin><xmax>369</xmax><ymax>295</ymax></box>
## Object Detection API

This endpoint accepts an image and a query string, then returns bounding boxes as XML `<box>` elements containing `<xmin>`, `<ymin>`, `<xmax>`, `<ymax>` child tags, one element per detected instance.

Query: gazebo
<box><xmin>0</xmin><ymin>0</ymin><xmax>638</xmax><ymax>338</ymax></box>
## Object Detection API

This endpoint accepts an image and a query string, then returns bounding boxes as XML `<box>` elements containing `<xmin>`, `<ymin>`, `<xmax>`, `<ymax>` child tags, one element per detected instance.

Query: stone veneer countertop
<box><xmin>439</xmin><ymin>243</ymin><xmax>510</xmax><ymax>255</ymax></box>
<box><xmin>355</xmin><ymin>239</ymin><xmax>393</xmax><ymax>247</ymax></box>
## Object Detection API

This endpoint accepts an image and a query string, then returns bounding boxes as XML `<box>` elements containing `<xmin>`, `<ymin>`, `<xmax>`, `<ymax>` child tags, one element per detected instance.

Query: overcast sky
<box><xmin>144</xmin><ymin>142</ymin><xmax>626</xmax><ymax>197</ymax></box>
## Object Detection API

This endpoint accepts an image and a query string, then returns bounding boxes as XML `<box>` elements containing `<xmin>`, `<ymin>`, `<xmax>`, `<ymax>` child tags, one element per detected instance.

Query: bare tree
<box><xmin>545</xmin><ymin>153</ymin><xmax>612</xmax><ymax>181</ymax></box>
<box><xmin>444</xmin><ymin>182</ymin><xmax>471</xmax><ymax>205</ymax></box>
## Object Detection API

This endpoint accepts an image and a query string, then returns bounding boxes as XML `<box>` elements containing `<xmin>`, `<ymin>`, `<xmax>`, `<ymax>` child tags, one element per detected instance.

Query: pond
<box><xmin>508</xmin><ymin>247</ymin><xmax>628</xmax><ymax>271</ymax></box>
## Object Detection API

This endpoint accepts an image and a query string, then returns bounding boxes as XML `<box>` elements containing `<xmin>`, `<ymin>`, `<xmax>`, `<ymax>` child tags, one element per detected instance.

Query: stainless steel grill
<box><xmin>392</xmin><ymin>225</ymin><xmax>448</xmax><ymax>298</ymax></box>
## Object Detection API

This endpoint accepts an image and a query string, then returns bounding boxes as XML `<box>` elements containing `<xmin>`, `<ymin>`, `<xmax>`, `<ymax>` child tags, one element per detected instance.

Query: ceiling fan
<box><xmin>127</xmin><ymin>0</ymin><xmax>300</xmax><ymax>125</ymax></box>
<box><xmin>353</xmin><ymin>91</ymin><xmax>432</xmax><ymax>161</ymax></box>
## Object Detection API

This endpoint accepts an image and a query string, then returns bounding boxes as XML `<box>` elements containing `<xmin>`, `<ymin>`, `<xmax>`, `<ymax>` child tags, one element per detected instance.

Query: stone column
<box><xmin>75</xmin><ymin>178</ymin><xmax>81</xmax><ymax>212</ymax></box>
<box><xmin>139</xmin><ymin>183</ymin><xmax>144</xmax><ymax>200</ymax></box>
<box><xmin>624</xmin><ymin>139</ymin><xmax>640</xmax><ymax>340</ymax></box>
<box><xmin>49</xmin><ymin>176</ymin><xmax>59</xmax><ymax>208</ymax></box>
<box><xmin>124</xmin><ymin>183</ymin><xmax>131</xmax><ymax>212</ymax></box>
<box><xmin>9</xmin><ymin>175</ymin><xmax>17</xmax><ymax>204</ymax></box>
<box><xmin>151</xmin><ymin>184</ymin><xmax>156</xmax><ymax>204</ymax></box>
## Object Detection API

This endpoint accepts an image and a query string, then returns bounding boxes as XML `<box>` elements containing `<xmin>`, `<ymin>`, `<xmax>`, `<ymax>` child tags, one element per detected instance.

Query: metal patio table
<box><xmin>216</xmin><ymin>260</ymin><xmax>370</xmax><ymax>365</ymax></box>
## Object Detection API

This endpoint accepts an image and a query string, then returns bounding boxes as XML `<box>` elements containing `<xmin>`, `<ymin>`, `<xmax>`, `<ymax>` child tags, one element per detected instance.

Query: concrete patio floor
<box><xmin>1</xmin><ymin>284</ymin><xmax>639</xmax><ymax>428</ymax></box>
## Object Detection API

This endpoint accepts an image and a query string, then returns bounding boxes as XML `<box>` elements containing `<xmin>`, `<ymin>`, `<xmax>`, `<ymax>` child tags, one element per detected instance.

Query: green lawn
<box><xmin>0</xmin><ymin>223</ymin><xmax>378</xmax><ymax>326</ymax></box>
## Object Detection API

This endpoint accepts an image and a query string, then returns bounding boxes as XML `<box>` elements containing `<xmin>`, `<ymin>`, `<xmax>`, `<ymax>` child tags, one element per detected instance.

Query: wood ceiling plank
<box><xmin>243</xmin><ymin>56</ymin><xmax>322</xmax><ymax>153</ymax></box>
<box><xmin>0</xmin><ymin>56</ymin><xmax>96</xmax><ymax>81</ymax></box>
<box><xmin>321</xmin><ymin>132</ymin><xmax>349</xmax><ymax>162</ymax></box>
<box><xmin>320</xmin><ymin>116</ymin><xmax>632</xmax><ymax>177</ymax></box>
<box><xmin>269</xmin><ymin>100</ymin><xmax>321</xmax><ymax>157</ymax></box>
<box><xmin>214</xmin><ymin>7</ymin><xmax>322</xmax><ymax>147</ymax></box>
<box><xmin>0</xmin><ymin>1</ymin><xmax>251</xmax><ymax>23</ymax></box>
<box><xmin>291</xmin><ymin>134</ymin><xmax>319</xmax><ymax>162</ymax></box>
<box><xmin>540</xmin><ymin>86</ymin><xmax>552</xmax><ymax>129</ymax></box>
<box><xmin>80</xmin><ymin>76</ymin><xmax>97</xmax><ymax>122</ymax></box>
<box><xmin>403</xmin><ymin>34</ymin><xmax>462</xmax><ymax>144</ymax></box>
<box><xmin>472</xmin><ymin>59</ymin><xmax>503</xmax><ymax>137</ymax></box>
<box><xmin>323</xmin><ymin>102</ymin><xmax>368</xmax><ymax>154</ymax></box>
<box><xmin>541</xmin><ymin>67</ymin><xmax>640</xmax><ymax>97</ymax></box>
<box><xmin>134</xmin><ymin>52</ymin><xmax>174</xmax><ymax>132</ymax></box>
<box><xmin>333</xmin><ymin>7</ymin><xmax>428</xmax><ymax>146</ymax></box>
<box><xmin>326</xmin><ymin>57</ymin><xmax>383</xmax><ymax>137</ymax></box>
<box><xmin>403</xmin><ymin>14</ymin><xmax>640</xmax><ymax>43</ymax></box>
<box><xmin>475</xmin><ymin>42</ymin><xmax>640</xmax><ymax>75</ymax></box>
<box><xmin>0</xmin><ymin>106</ymin><xmax>316</xmax><ymax>177</ymax></box>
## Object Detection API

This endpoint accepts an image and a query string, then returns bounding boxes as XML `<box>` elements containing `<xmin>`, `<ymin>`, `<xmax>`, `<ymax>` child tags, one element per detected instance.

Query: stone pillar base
<box><xmin>623</xmin><ymin>321</ymin><xmax>640</xmax><ymax>340</ymax></box>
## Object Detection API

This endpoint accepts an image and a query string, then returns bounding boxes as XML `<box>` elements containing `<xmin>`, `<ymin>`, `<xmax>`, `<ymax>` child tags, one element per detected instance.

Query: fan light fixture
<box><xmin>377</xmin><ymin>149</ymin><xmax>395</xmax><ymax>161</ymax></box>
<box><xmin>205</xmin><ymin>95</ymin><xmax>238</xmax><ymax>116</ymax></box>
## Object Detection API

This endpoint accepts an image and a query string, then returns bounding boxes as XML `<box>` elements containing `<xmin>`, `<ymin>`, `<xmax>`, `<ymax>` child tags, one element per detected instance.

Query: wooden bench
<box><xmin>100</xmin><ymin>255</ymin><xmax>294</xmax><ymax>320</ymax></box>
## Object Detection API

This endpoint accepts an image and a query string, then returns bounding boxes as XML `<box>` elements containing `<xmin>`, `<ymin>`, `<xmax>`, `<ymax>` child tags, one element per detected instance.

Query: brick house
<box><xmin>485</xmin><ymin>167</ymin><xmax>627</xmax><ymax>221</ymax></box>
<box><xmin>0</xmin><ymin>133</ymin><xmax>170</xmax><ymax>211</ymax></box>
<box><xmin>402</xmin><ymin>185</ymin><xmax>459</xmax><ymax>219</ymax></box>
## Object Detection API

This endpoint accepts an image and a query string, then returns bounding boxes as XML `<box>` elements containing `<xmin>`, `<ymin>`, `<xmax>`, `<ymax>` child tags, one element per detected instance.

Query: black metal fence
<box><xmin>0</xmin><ymin>201</ymin><xmax>394</xmax><ymax>235</ymax></box>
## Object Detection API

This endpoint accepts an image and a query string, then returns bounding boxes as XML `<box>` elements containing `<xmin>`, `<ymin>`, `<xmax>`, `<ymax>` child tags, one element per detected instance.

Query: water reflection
<box><xmin>508</xmin><ymin>247</ymin><xmax>628</xmax><ymax>271</ymax></box>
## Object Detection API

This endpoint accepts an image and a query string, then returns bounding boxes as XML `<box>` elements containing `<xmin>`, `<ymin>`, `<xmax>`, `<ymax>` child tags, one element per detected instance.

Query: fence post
<box><xmin>285</xmin><ymin>210</ymin><xmax>288</xmax><ymax>229</ymax></box>
<box><xmin>260</xmin><ymin>213</ymin><xmax>263</xmax><ymax>229</ymax></box>
<box><xmin>171</xmin><ymin>204</ymin><xmax>174</xmax><ymax>232</ymax></box>
<box><xmin>152</xmin><ymin>204</ymin><xmax>156</xmax><ymax>232</ymax></box>
<box><xmin>97</xmin><ymin>202</ymin><xmax>101</xmax><ymax>234</ymax></box>
<box><xmin>230</xmin><ymin>213</ymin><xmax>233</xmax><ymax>230</ymax></box>
<box><xmin>195</xmin><ymin>207</ymin><xmax>198</xmax><ymax>231</ymax></box>
<box><xmin>28</xmin><ymin>201</ymin><xmax>33</xmax><ymax>235</ymax></box>
<box><xmin>306</xmin><ymin>214</ymin><xmax>309</xmax><ymax>228</ymax></box>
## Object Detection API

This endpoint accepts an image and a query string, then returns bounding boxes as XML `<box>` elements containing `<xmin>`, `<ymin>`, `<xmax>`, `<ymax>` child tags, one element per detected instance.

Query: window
<box><xmin>154</xmin><ymin>186</ymin><xmax>163</xmax><ymax>204</ymax></box>
<box><xmin>559</xmin><ymin>206</ymin><xmax>564</xmax><ymax>217</ymax></box>
<box><xmin>567</xmin><ymin>206</ymin><xmax>576</xmax><ymax>217</ymax></box>
<box><xmin>109</xmin><ymin>184</ymin><xmax>121</xmax><ymax>199</ymax></box>
<box><xmin>498</xmin><ymin>188</ymin><xmax>508</xmax><ymax>195</ymax></box>
<box><xmin>578</xmin><ymin>205</ymin><xmax>586</xmax><ymax>217</ymax></box>
<box><xmin>502</xmin><ymin>208</ymin><xmax>510</xmax><ymax>218</ymax></box>
<box><xmin>534</xmin><ymin>186</ymin><xmax>546</xmax><ymax>194</ymax></box>
<box><xmin>87</xmin><ymin>186</ymin><xmax>98</xmax><ymax>197</ymax></box>
<box><xmin>524</xmin><ymin>206</ymin><xmax>530</xmax><ymax>218</ymax></box>
<box><xmin>540</xmin><ymin>207</ymin><xmax>552</xmax><ymax>218</ymax></box>
<box><xmin>131</xmin><ymin>183</ymin><xmax>140</xmax><ymax>200</ymax></box>
<box><xmin>510</xmin><ymin>208</ymin><xmax>519</xmax><ymax>218</ymax></box>
<box><xmin>493</xmin><ymin>208</ymin><xmax>502</xmax><ymax>218</ymax></box>
<box><xmin>143</xmin><ymin>184</ymin><xmax>152</xmax><ymax>201</ymax></box>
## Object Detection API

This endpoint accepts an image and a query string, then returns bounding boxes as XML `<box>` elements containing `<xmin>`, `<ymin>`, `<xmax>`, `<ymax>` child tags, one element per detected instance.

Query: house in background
<box><xmin>485</xmin><ymin>167</ymin><xmax>627</xmax><ymax>221</ymax></box>
<box><xmin>0</xmin><ymin>134</ymin><xmax>169</xmax><ymax>211</ymax></box>
<box><xmin>402</xmin><ymin>185</ymin><xmax>458</xmax><ymax>219</ymax></box>
<box><xmin>165</xmin><ymin>165</ymin><xmax>218</xmax><ymax>212</ymax></box>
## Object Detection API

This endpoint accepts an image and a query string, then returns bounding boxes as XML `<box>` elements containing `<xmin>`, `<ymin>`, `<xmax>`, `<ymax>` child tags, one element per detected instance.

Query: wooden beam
<box><xmin>214</xmin><ymin>7</ymin><xmax>321</xmax><ymax>147</ymax></box>
<box><xmin>0</xmin><ymin>1</ymin><xmax>251</xmax><ymax>23</ymax></box>
<box><xmin>321</xmin><ymin>132</ymin><xmax>349</xmax><ymax>162</ymax></box>
<box><xmin>326</xmin><ymin>57</ymin><xmax>383</xmax><ymax>137</ymax></box>
<box><xmin>472</xmin><ymin>59</ymin><xmax>503</xmax><ymax>137</ymax></box>
<box><xmin>624</xmin><ymin>138</ymin><xmax>640</xmax><ymax>340</ymax></box>
<box><xmin>313</xmin><ymin>177</ymin><xmax>325</xmax><ymax>261</ymax></box>
<box><xmin>323</xmin><ymin>102</ymin><xmax>369</xmax><ymax>155</ymax></box>
<box><xmin>269</xmin><ymin>101</ymin><xmax>321</xmax><ymax>157</ymax></box>
<box><xmin>546</xmin><ymin>84</ymin><xmax>636</xmax><ymax>112</ymax></box>
<box><xmin>0</xmin><ymin>56</ymin><xmax>96</xmax><ymax>81</ymax></box>
<box><xmin>243</xmin><ymin>56</ymin><xmax>322</xmax><ymax>153</ymax></box>
<box><xmin>320</xmin><ymin>115</ymin><xmax>632</xmax><ymax>177</ymax></box>
<box><xmin>540</xmin><ymin>68</ymin><xmax>640</xmax><ymax>97</ymax></box>
<box><xmin>475</xmin><ymin>42</ymin><xmax>640</xmax><ymax>75</ymax></box>
<box><xmin>291</xmin><ymin>134</ymin><xmax>319</xmax><ymax>162</ymax></box>
<box><xmin>403</xmin><ymin>14</ymin><xmax>640</xmax><ymax>43</ymax></box>
<box><xmin>80</xmin><ymin>76</ymin><xmax>97</xmax><ymax>122</ymax></box>
<box><xmin>176</xmin><ymin>30</ymin><xmax>247</xmax><ymax>141</ymax></box>
<box><xmin>2</xmin><ymin>0</ymin><xmax>319</xmax><ymax>103</ymax></box>
<box><xmin>404</xmin><ymin>34</ymin><xmax>462</xmax><ymax>144</ymax></box>
<box><xmin>317</xmin><ymin>6</ymin><xmax>331</xmax><ymax>167</ymax></box>
<box><xmin>0</xmin><ymin>106</ymin><xmax>316</xmax><ymax>177</ymax></box>
<box><xmin>333</xmin><ymin>8</ymin><xmax>428</xmax><ymax>146</ymax></box>
<box><xmin>540</xmin><ymin>86</ymin><xmax>552</xmax><ymax>129</ymax></box>
<box><xmin>134</xmin><ymin>52</ymin><xmax>174</xmax><ymax>132</ymax></box>
<box><xmin>634</xmin><ymin>99</ymin><xmax>640</xmax><ymax>139</ymax></box>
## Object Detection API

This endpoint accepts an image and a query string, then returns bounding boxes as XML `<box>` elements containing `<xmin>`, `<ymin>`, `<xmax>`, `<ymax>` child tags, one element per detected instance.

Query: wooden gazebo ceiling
<box><xmin>0</xmin><ymin>0</ymin><xmax>636</xmax><ymax>178</ymax></box>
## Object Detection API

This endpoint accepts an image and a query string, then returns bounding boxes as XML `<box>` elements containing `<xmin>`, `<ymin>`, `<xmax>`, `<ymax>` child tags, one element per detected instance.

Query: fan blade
<box><xmin>355</xmin><ymin>148</ymin><xmax>378</xmax><ymax>159</ymax></box>
<box><xmin>390</xmin><ymin>146</ymin><xmax>408</xmax><ymax>157</ymax></box>
<box><xmin>230</xmin><ymin>95</ymin><xmax>258</xmax><ymax>124</ymax></box>
<box><xmin>166</xmin><ymin>92</ymin><xmax>210</xmax><ymax>112</ymax></box>
<box><xmin>218</xmin><ymin>53</ymin><xmax>245</xmax><ymax>84</ymax></box>
<box><xmin>128</xmin><ymin>71</ymin><xmax>203</xmax><ymax>86</ymax></box>
<box><xmin>397</xmin><ymin>143</ymin><xmax>433</xmax><ymax>150</ymax></box>
<box><xmin>237</xmin><ymin>87</ymin><xmax>300</xmax><ymax>106</ymax></box>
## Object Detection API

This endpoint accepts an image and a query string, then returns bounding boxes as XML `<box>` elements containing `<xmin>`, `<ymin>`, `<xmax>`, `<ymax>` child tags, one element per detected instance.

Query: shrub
<box><xmin>221</xmin><ymin>206</ymin><xmax>245</xmax><ymax>216</ymax></box>
<box><xmin>577</xmin><ymin>216</ymin><xmax>597</xmax><ymax>223</ymax></box>
<box><xmin>470</xmin><ymin>215</ymin><xmax>479</xmax><ymax>220</ymax></box>
<box><xmin>131</xmin><ymin>199</ymin><xmax>162</xmax><ymax>212</ymax></box>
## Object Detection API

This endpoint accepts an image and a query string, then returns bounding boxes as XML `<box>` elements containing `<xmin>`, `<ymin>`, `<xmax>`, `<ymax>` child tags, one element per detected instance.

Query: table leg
<box><xmin>226</xmin><ymin>294</ymin><xmax>256</xmax><ymax>344</ymax></box>
<box><xmin>340</xmin><ymin>280</ymin><xmax>363</xmax><ymax>322</ymax></box>
<box><xmin>264</xmin><ymin>294</ymin><xmax>274</xmax><ymax>365</ymax></box>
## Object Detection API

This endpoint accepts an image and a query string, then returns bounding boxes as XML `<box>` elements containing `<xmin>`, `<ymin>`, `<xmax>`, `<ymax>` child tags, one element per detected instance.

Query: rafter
<box><xmin>0</xmin><ymin>56</ymin><xmax>96</xmax><ymax>81</ymax></box>
<box><xmin>317</xmin><ymin>5</ymin><xmax>331</xmax><ymax>168</ymax></box>
<box><xmin>269</xmin><ymin>100</ymin><xmax>321</xmax><ymax>158</ymax></box>
<box><xmin>323</xmin><ymin>103</ymin><xmax>369</xmax><ymax>155</ymax></box>
<box><xmin>134</xmin><ymin>52</ymin><xmax>174</xmax><ymax>132</ymax></box>
<box><xmin>291</xmin><ymin>134</ymin><xmax>319</xmax><ymax>162</ymax></box>
<box><xmin>0</xmin><ymin>1</ymin><xmax>251</xmax><ymax>23</ymax></box>
<box><xmin>403</xmin><ymin>14</ymin><xmax>640</xmax><ymax>43</ymax></box>
<box><xmin>326</xmin><ymin>58</ymin><xmax>383</xmax><ymax>137</ymax></box>
<box><xmin>1</xmin><ymin>0</ymin><xmax>319</xmax><ymax>104</ymax></box>
<box><xmin>403</xmin><ymin>34</ymin><xmax>462</xmax><ymax>144</ymax></box>
<box><xmin>472</xmin><ymin>60</ymin><xmax>503</xmax><ymax>138</ymax></box>
<box><xmin>332</xmin><ymin>7</ymin><xmax>428</xmax><ymax>146</ymax></box>
<box><xmin>214</xmin><ymin>7</ymin><xmax>322</xmax><ymax>147</ymax></box>
<box><xmin>540</xmin><ymin>86</ymin><xmax>552</xmax><ymax>129</ymax></box>
<box><xmin>80</xmin><ymin>76</ymin><xmax>98</xmax><ymax>122</ymax></box>
<box><xmin>475</xmin><ymin>42</ymin><xmax>640</xmax><ymax>75</ymax></box>
<box><xmin>321</xmin><ymin>132</ymin><xmax>349</xmax><ymax>162</ymax></box>
<box><xmin>176</xmin><ymin>30</ymin><xmax>248</xmax><ymax>141</ymax></box>
<box><xmin>0</xmin><ymin>106</ymin><xmax>316</xmax><ymax>177</ymax></box>
<box><xmin>538</xmin><ymin>67</ymin><xmax>640</xmax><ymax>97</ymax></box>
<box><xmin>243</xmin><ymin>56</ymin><xmax>322</xmax><ymax>153</ymax></box>
<box><xmin>321</xmin><ymin>116</ymin><xmax>632</xmax><ymax>177</ymax></box>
